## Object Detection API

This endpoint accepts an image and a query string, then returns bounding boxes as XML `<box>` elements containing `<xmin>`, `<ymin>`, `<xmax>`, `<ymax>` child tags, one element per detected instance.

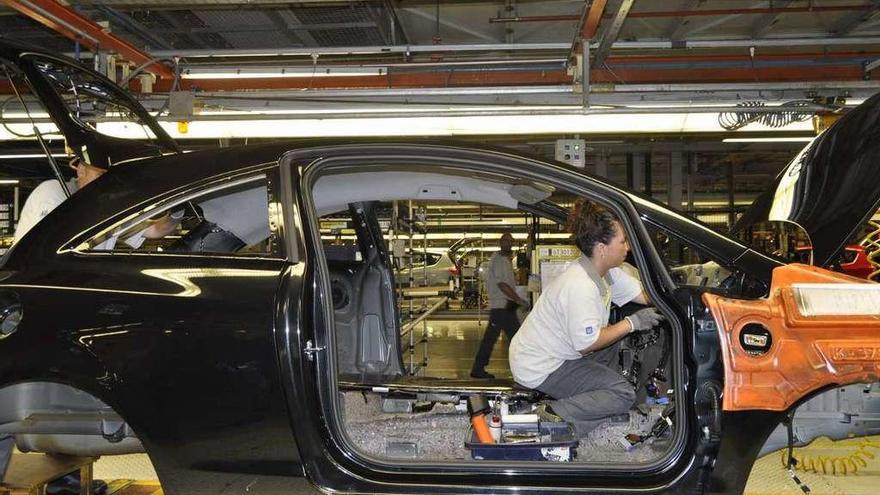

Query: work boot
<box><xmin>536</xmin><ymin>403</ymin><xmax>564</xmax><ymax>422</ymax></box>
<box><xmin>469</xmin><ymin>369</ymin><xmax>495</xmax><ymax>379</ymax></box>
<box><xmin>46</xmin><ymin>472</ymin><xmax>107</xmax><ymax>495</ymax></box>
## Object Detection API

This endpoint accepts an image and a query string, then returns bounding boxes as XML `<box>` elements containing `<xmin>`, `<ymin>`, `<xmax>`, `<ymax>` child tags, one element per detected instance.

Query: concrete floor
<box><xmin>401</xmin><ymin>316</ymin><xmax>513</xmax><ymax>378</ymax></box>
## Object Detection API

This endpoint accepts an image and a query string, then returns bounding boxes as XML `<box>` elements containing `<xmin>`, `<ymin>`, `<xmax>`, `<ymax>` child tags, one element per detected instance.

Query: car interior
<box><xmin>307</xmin><ymin>165</ymin><xmax>682</xmax><ymax>466</ymax></box>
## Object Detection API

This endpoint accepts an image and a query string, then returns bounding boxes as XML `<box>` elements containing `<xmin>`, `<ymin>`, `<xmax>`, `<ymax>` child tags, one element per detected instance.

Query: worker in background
<box><xmin>13</xmin><ymin>152</ymin><xmax>105</xmax><ymax>243</ymax></box>
<box><xmin>509</xmin><ymin>199</ymin><xmax>664</xmax><ymax>437</ymax></box>
<box><xmin>13</xmin><ymin>152</ymin><xmax>175</xmax><ymax>247</ymax></box>
<box><xmin>470</xmin><ymin>232</ymin><xmax>530</xmax><ymax>379</ymax></box>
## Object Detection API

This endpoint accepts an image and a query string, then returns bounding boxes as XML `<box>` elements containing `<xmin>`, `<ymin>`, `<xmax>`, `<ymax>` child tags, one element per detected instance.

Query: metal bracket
<box><xmin>304</xmin><ymin>340</ymin><xmax>326</xmax><ymax>361</ymax></box>
<box><xmin>582</xmin><ymin>39</ymin><xmax>590</xmax><ymax>108</ymax></box>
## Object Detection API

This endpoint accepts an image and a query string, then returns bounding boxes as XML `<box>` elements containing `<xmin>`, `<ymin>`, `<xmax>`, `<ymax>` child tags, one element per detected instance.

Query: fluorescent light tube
<box><xmin>0</xmin><ymin>153</ymin><xmax>68</xmax><ymax>159</ymax></box>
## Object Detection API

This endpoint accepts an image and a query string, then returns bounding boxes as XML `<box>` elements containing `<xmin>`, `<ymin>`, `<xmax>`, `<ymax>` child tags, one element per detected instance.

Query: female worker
<box><xmin>509</xmin><ymin>199</ymin><xmax>663</xmax><ymax>437</ymax></box>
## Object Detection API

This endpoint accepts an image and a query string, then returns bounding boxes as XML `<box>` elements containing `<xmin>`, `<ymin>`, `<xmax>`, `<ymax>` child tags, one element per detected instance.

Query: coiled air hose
<box><xmin>781</xmin><ymin>437</ymin><xmax>880</xmax><ymax>476</ymax></box>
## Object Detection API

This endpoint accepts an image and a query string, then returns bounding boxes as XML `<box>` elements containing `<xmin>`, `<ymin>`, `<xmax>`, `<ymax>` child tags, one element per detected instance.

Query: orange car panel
<box><xmin>703</xmin><ymin>263</ymin><xmax>880</xmax><ymax>412</ymax></box>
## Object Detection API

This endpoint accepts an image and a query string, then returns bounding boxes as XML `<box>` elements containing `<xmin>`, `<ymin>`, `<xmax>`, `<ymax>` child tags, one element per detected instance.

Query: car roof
<box><xmin>6</xmin><ymin>141</ymin><xmax>774</xmax><ymax>284</ymax></box>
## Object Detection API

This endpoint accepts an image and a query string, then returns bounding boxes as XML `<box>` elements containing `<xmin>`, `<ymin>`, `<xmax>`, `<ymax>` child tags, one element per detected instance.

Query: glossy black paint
<box><xmin>0</xmin><ymin>140</ymin><xmax>803</xmax><ymax>495</ymax></box>
<box><xmin>0</xmin><ymin>38</ymin><xmax>829</xmax><ymax>495</ymax></box>
<box><xmin>733</xmin><ymin>91</ymin><xmax>880</xmax><ymax>266</ymax></box>
<box><xmin>281</xmin><ymin>145</ymin><xmax>785</xmax><ymax>494</ymax></box>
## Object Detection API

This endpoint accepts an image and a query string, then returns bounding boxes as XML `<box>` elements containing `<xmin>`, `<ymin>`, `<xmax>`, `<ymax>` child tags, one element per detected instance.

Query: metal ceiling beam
<box><xmin>665</xmin><ymin>0</ymin><xmax>704</xmax><ymax>40</ymax></box>
<box><xmin>153</xmin><ymin>10</ymin><xmax>208</xmax><ymax>49</ymax></box>
<box><xmin>385</xmin><ymin>0</ymin><xmax>411</xmax><ymax>45</ymax></box>
<box><xmin>146</xmin><ymin>22</ymin><xmax>376</xmax><ymax>34</ymax></box>
<box><xmin>95</xmin><ymin>5</ymin><xmax>173</xmax><ymax>51</ymax></box>
<box><xmin>592</xmin><ymin>0</ymin><xmax>634</xmax><ymax>68</ymax></box>
<box><xmin>365</xmin><ymin>3</ymin><xmax>391</xmax><ymax>45</ymax></box>
<box><xmin>831</xmin><ymin>1</ymin><xmax>880</xmax><ymax>36</ymax></box>
<box><xmin>162</xmin><ymin>64</ymin><xmax>867</xmax><ymax>93</ymax></box>
<box><xmin>281</xmin><ymin>8</ymin><xmax>318</xmax><ymax>46</ymax></box>
<box><xmin>632</xmin><ymin>4</ymin><xmax>872</xmax><ymax>18</ymax></box>
<box><xmin>492</xmin><ymin>3</ymin><xmax>875</xmax><ymax>23</ymax></box>
<box><xmin>138</xmin><ymin>37</ymin><xmax>880</xmax><ymax>59</ymax></box>
<box><xmin>1</xmin><ymin>0</ymin><xmax>173</xmax><ymax>79</ymax></box>
<box><xmin>263</xmin><ymin>10</ymin><xmax>305</xmax><ymax>47</ymax></box>
<box><xmin>400</xmin><ymin>6</ymin><xmax>497</xmax><ymax>43</ymax></box>
<box><xmin>582</xmin><ymin>0</ymin><xmax>609</xmax><ymax>40</ymax></box>
<box><xmin>748</xmin><ymin>0</ymin><xmax>793</xmax><ymax>39</ymax></box>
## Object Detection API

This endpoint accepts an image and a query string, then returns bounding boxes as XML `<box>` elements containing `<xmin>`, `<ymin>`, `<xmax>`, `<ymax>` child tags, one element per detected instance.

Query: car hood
<box><xmin>0</xmin><ymin>39</ymin><xmax>179</xmax><ymax>166</ymax></box>
<box><xmin>732</xmin><ymin>92</ymin><xmax>880</xmax><ymax>266</ymax></box>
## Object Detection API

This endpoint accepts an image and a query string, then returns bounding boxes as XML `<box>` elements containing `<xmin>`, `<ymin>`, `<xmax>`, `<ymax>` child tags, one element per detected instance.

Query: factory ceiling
<box><xmin>0</xmin><ymin>0</ymin><xmax>876</xmax><ymax>101</ymax></box>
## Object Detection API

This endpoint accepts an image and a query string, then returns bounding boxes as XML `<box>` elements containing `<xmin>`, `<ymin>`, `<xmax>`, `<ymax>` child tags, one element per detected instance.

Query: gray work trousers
<box><xmin>535</xmin><ymin>342</ymin><xmax>636</xmax><ymax>437</ymax></box>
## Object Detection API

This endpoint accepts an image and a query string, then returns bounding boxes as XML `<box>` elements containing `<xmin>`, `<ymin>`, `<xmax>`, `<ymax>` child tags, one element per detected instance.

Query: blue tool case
<box><xmin>465</xmin><ymin>422</ymin><xmax>578</xmax><ymax>461</ymax></box>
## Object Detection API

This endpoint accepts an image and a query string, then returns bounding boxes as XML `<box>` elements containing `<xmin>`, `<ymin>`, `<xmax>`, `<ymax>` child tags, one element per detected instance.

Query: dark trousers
<box><xmin>535</xmin><ymin>341</ymin><xmax>635</xmax><ymax>437</ymax></box>
<box><xmin>472</xmin><ymin>308</ymin><xmax>520</xmax><ymax>372</ymax></box>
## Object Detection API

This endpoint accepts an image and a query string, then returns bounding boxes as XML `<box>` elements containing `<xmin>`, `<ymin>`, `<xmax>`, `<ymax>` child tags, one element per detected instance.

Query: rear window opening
<box><xmin>306</xmin><ymin>163</ymin><xmax>685</xmax><ymax>474</ymax></box>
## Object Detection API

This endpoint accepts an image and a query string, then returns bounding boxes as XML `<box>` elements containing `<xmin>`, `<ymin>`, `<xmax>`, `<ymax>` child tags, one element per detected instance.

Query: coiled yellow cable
<box><xmin>863</xmin><ymin>219</ymin><xmax>880</xmax><ymax>281</ymax></box>
<box><xmin>782</xmin><ymin>437</ymin><xmax>880</xmax><ymax>476</ymax></box>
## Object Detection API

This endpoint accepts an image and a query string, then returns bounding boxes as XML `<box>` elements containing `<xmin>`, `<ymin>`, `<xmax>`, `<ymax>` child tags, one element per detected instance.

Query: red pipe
<box><xmin>582</xmin><ymin>0</ymin><xmax>609</xmax><ymax>40</ymax></box>
<box><xmin>2</xmin><ymin>0</ymin><xmax>173</xmax><ymax>80</ymax></box>
<box><xmin>156</xmin><ymin>64</ymin><xmax>866</xmax><ymax>92</ymax></box>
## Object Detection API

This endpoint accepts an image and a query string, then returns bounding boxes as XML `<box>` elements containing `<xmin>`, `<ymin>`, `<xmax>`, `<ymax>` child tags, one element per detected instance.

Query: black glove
<box><xmin>625</xmin><ymin>307</ymin><xmax>664</xmax><ymax>332</ymax></box>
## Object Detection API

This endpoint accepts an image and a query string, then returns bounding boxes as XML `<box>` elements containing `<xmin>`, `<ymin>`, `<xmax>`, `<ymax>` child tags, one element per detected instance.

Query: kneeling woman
<box><xmin>509</xmin><ymin>199</ymin><xmax>663</xmax><ymax>437</ymax></box>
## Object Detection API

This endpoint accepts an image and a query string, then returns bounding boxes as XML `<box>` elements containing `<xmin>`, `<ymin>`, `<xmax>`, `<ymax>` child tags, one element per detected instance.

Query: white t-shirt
<box><xmin>509</xmin><ymin>256</ymin><xmax>642</xmax><ymax>388</ymax></box>
<box><xmin>13</xmin><ymin>178</ymin><xmax>145</xmax><ymax>250</ymax></box>
<box><xmin>14</xmin><ymin>179</ymin><xmax>77</xmax><ymax>243</ymax></box>
<box><xmin>484</xmin><ymin>251</ymin><xmax>517</xmax><ymax>309</ymax></box>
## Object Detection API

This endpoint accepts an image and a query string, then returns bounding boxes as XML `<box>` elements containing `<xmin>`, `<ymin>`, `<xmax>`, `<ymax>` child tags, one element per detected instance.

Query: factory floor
<box><xmin>82</xmin><ymin>316</ymin><xmax>880</xmax><ymax>494</ymax></box>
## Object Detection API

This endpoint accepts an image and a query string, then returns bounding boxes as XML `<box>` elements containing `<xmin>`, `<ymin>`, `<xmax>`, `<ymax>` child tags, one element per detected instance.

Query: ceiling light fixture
<box><xmin>0</xmin><ymin>153</ymin><xmax>68</xmax><ymax>159</ymax></box>
<box><xmin>0</xmin><ymin>114</ymin><xmax>816</xmax><ymax>140</ymax></box>
<box><xmin>181</xmin><ymin>67</ymin><xmax>386</xmax><ymax>79</ymax></box>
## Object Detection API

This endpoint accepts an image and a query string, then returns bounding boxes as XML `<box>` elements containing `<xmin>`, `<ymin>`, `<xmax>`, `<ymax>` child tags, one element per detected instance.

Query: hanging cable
<box><xmin>784</xmin><ymin>411</ymin><xmax>812</xmax><ymax>493</ymax></box>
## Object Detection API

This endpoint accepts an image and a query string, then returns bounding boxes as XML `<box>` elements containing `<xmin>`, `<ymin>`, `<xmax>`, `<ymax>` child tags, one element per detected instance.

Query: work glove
<box><xmin>625</xmin><ymin>307</ymin><xmax>664</xmax><ymax>333</ymax></box>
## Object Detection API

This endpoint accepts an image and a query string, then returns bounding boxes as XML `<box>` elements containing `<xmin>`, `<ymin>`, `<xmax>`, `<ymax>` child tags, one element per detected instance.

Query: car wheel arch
<box><xmin>0</xmin><ymin>380</ymin><xmax>147</xmax><ymax>456</ymax></box>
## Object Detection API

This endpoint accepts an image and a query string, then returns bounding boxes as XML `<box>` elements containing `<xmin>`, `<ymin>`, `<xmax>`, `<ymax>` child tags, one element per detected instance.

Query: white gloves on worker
<box><xmin>625</xmin><ymin>307</ymin><xmax>664</xmax><ymax>333</ymax></box>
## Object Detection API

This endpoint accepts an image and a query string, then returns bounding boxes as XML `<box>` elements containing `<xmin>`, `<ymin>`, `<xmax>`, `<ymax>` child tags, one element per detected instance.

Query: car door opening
<box><xmin>302</xmin><ymin>161</ymin><xmax>686</xmax><ymax>470</ymax></box>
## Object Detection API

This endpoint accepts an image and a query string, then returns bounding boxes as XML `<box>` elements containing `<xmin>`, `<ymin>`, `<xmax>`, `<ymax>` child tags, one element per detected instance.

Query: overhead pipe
<box><xmin>583</xmin><ymin>0</ymin><xmax>609</xmax><ymax>40</ymax></box>
<box><xmin>172</xmin><ymin>51</ymin><xmax>876</xmax><ymax>80</ymax></box>
<box><xmin>2</xmin><ymin>0</ymin><xmax>174</xmax><ymax>79</ymax></box>
<box><xmin>146</xmin><ymin>37</ymin><xmax>880</xmax><ymax>59</ymax></box>
<box><xmin>491</xmin><ymin>4</ymin><xmax>873</xmax><ymax>23</ymax></box>
<box><xmin>170</xmin><ymin>79</ymin><xmax>878</xmax><ymax>100</ymax></box>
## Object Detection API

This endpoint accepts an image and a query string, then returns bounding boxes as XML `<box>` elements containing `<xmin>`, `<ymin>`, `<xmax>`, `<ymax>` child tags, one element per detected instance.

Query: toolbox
<box><xmin>465</xmin><ymin>422</ymin><xmax>578</xmax><ymax>462</ymax></box>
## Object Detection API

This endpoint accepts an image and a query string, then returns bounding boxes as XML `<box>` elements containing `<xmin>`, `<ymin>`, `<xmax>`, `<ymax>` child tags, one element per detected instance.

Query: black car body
<box><xmin>1</xmin><ymin>40</ymin><xmax>880</xmax><ymax>495</ymax></box>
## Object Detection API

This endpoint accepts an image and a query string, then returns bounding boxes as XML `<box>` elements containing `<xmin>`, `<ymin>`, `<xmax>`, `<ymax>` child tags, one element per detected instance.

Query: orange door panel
<box><xmin>703</xmin><ymin>263</ymin><xmax>880</xmax><ymax>412</ymax></box>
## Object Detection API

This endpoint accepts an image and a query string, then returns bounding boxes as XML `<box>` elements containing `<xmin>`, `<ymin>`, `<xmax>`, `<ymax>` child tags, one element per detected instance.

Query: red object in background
<box><xmin>796</xmin><ymin>245</ymin><xmax>874</xmax><ymax>280</ymax></box>
<box><xmin>839</xmin><ymin>245</ymin><xmax>875</xmax><ymax>280</ymax></box>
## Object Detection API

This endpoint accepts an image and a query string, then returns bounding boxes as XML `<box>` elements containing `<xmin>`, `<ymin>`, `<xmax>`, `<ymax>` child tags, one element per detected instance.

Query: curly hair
<box><xmin>568</xmin><ymin>199</ymin><xmax>620</xmax><ymax>257</ymax></box>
